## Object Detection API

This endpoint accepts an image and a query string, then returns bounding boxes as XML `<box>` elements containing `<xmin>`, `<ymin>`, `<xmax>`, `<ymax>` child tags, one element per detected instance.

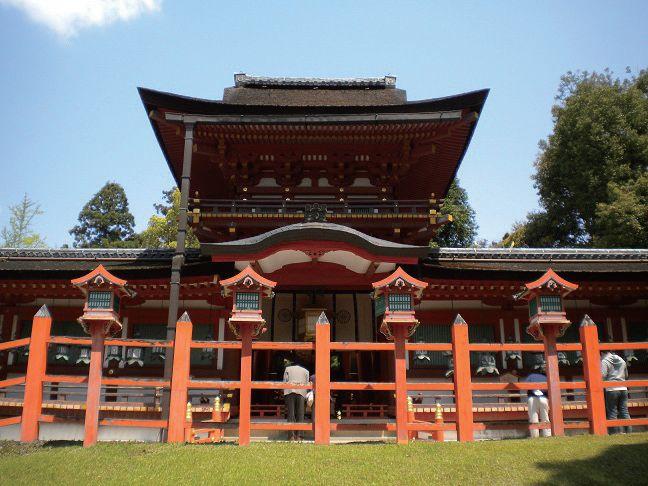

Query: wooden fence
<box><xmin>1</xmin><ymin>305</ymin><xmax>647</xmax><ymax>445</ymax></box>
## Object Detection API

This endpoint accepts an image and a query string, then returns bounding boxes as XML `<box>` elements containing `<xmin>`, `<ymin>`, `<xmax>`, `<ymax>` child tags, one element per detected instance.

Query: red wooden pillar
<box><xmin>314</xmin><ymin>312</ymin><xmax>331</xmax><ymax>445</ymax></box>
<box><xmin>451</xmin><ymin>314</ymin><xmax>474</xmax><ymax>442</ymax></box>
<box><xmin>21</xmin><ymin>305</ymin><xmax>52</xmax><ymax>442</ymax></box>
<box><xmin>393</xmin><ymin>324</ymin><xmax>409</xmax><ymax>445</ymax></box>
<box><xmin>542</xmin><ymin>325</ymin><xmax>565</xmax><ymax>436</ymax></box>
<box><xmin>167</xmin><ymin>312</ymin><xmax>193</xmax><ymax>443</ymax></box>
<box><xmin>238</xmin><ymin>322</ymin><xmax>253</xmax><ymax>446</ymax></box>
<box><xmin>579</xmin><ymin>315</ymin><xmax>607</xmax><ymax>435</ymax></box>
<box><xmin>83</xmin><ymin>322</ymin><xmax>106</xmax><ymax>446</ymax></box>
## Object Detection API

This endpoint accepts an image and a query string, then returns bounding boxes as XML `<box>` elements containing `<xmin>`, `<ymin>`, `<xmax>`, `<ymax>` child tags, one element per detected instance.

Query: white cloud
<box><xmin>1</xmin><ymin>0</ymin><xmax>161</xmax><ymax>37</ymax></box>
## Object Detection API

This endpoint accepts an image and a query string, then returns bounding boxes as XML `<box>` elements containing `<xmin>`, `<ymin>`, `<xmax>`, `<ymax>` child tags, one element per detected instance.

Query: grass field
<box><xmin>1</xmin><ymin>433</ymin><xmax>647</xmax><ymax>485</ymax></box>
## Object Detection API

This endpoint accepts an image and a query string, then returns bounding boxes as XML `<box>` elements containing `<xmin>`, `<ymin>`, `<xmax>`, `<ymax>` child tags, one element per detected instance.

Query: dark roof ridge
<box><xmin>233</xmin><ymin>74</ymin><xmax>397</xmax><ymax>89</ymax></box>
<box><xmin>0</xmin><ymin>248</ymin><xmax>203</xmax><ymax>261</ymax></box>
<box><xmin>430</xmin><ymin>247</ymin><xmax>648</xmax><ymax>261</ymax></box>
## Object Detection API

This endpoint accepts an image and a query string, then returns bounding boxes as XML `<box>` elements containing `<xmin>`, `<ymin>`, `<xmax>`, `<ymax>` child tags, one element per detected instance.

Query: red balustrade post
<box><xmin>83</xmin><ymin>322</ymin><xmax>106</xmax><ymax>446</ymax></box>
<box><xmin>167</xmin><ymin>312</ymin><xmax>193</xmax><ymax>443</ymax></box>
<box><xmin>542</xmin><ymin>325</ymin><xmax>565</xmax><ymax>436</ymax></box>
<box><xmin>393</xmin><ymin>324</ymin><xmax>409</xmax><ymax>444</ymax></box>
<box><xmin>451</xmin><ymin>314</ymin><xmax>474</xmax><ymax>442</ymax></box>
<box><xmin>579</xmin><ymin>315</ymin><xmax>607</xmax><ymax>435</ymax></box>
<box><xmin>238</xmin><ymin>322</ymin><xmax>253</xmax><ymax>446</ymax></box>
<box><xmin>21</xmin><ymin>305</ymin><xmax>52</xmax><ymax>442</ymax></box>
<box><xmin>314</xmin><ymin>312</ymin><xmax>331</xmax><ymax>445</ymax></box>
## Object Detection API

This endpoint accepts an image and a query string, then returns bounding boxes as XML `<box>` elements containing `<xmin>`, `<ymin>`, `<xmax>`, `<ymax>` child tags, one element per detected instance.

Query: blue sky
<box><xmin>0</xmin><ymin>1</ymin><xmax>646</xmax><ymax>247</ymax></box>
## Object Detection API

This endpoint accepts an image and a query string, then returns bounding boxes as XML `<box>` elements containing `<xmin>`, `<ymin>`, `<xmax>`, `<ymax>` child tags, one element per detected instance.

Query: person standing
<box><xmin>524</xmin><ymin>369</ymin><xmax>551</xmax><ymax>438</ymax></box>
<box><xmin>601</xmin><ymin>351</ymin><xmax>631</xmax><ymax>434</ymax></box>
<box><xmin>283</xmin><ymin>357</ymin><xmax>310</xmax><ymax>440</ymax></box>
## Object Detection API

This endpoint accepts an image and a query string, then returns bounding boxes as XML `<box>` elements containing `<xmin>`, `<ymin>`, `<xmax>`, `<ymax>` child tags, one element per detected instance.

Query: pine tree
<box><xmin>432</xmin><ymin>179</ymin><xmax>478</xmax><ymax>247</ymax></box>
<box><xmin>69</xmin><ymin>182</ymin><xmax>136</xmax><ymax>248</ymax></box>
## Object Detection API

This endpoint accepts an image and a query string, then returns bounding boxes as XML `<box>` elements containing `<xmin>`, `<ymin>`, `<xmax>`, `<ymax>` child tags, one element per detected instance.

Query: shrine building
<box><xmin>0</xmin><ymin>75</ymin><xmax>646</xmax><ymax>445</ymax></box>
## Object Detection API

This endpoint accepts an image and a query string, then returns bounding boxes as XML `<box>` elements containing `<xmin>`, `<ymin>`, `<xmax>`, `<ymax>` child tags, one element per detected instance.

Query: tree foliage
<box><xmin>70</xmin><ymin>182</ymin><xmax>137</xmax><ymax>248</ymax></box>
<box><xmin>139</xmin><ymin>188</ymin><xmax>199</xmax><ymax>249</ymax></box>
<box><xmin>501</xmin><ymin>69</ymin><xmax>648</xmax><ymax>248</ymax></box>
<box><xmin>1</xmin><ymin>194</ymin><xmax>46</xmax><ymax>248</ymax></box>
<box><xmin>432</xmin><ymin>179</ymin><xmax>478</xmax><ymax>247</ymax></box>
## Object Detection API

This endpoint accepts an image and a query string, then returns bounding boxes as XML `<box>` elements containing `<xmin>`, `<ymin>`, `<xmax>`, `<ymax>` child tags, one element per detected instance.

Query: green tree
<box><xmin>1</xmin><ymin>194</ymin><xmax>46</xmax><ymax>248</ymax></box>
<box><xmin>432</xmin><ymin>179</ymin><xmax>478</xmax><ymax>247</ymax></box>
<box><xmin>139</xmin><ymin>188</ymin><xmax>199</xmax><ymax>249</ymax></box>
<box><xmin>70</xmin><ymin>182</ymin><xmax>137</xmax><ymax>248</ymax></box>
<box><xmin>501</xmin><ymin>68</ymin><xmax>648</xmax><ymax>248</ymax></box>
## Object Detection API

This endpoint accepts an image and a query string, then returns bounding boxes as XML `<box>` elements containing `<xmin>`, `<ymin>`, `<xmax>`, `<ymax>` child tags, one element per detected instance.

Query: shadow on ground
<box><xmin>534</xmin><ymin>441</ymin><xmax>648</xmax><ymax>485</ymax></box>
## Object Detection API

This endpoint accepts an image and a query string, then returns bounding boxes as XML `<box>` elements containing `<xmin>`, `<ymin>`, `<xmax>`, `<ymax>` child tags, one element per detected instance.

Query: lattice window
<box><xmin>529</xmin><ymin>298</ymin><xmax>538</xmax><ymax>317</ymax></box>
<box><xmin>88</xmin><ymin>291</ymin><xmax>112</xmax><ymax>309</ymax></box>
<box><xmin>388</xmin><ymin>293</ymin><xmax>412</xmax><ymax>311</ymax></box>
<box><xmin>540</xmin><ymin>295</ymin><xmax>562</xmax><ymax>312</ymax></box>
<box><xmin>236</xmin><ymin>292</ymin><xmax>260</xmax><ymax>310</ymax></box>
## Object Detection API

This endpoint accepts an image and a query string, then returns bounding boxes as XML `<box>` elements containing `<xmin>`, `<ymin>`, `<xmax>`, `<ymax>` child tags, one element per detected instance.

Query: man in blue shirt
<box><xmin>524</xmin><ymin>369</ymin><xmax>551</xmax><ymax>438</ymax></box>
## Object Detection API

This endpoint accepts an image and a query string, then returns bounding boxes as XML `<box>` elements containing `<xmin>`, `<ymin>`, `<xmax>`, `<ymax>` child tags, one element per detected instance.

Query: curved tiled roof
<box><xmin>201</xmin><ymin>222</ymin><xmax>429</xmax><ymax>259</ymax></box>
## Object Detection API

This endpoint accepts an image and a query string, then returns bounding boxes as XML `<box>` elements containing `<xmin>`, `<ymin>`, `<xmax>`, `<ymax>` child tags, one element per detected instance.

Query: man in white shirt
<box><xmin>283</xmin><ymin>357</ymin><xmax>310</xmax><ymax>440</ymax></box>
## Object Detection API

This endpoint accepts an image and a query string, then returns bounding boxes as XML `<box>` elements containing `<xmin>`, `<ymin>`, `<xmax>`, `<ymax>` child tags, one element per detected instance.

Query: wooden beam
<box><xmin>580</xmin><ymin>316</ymin><xmax>607</xmax><ymax>436</ymax></box>
<box><xmin>167</xmin><ymin>313</ymin><xmax>193</xmax><ymax>443</ymax></box>
<box><xmin>83</xmin><ymin>322</ymin><xmax>105</xmax><ymax>447</ymax></box>
<box><xmin>452</xmin><ymin>314</ymin><xmax>474</xmax><ymax>442</ymax></box>
<box><xmin>238</xmin><ymin>322</ymin><xmax>253</xmax><ymax>446</ymax></box>
<box><xmin>20</xmin><ymin>306</ymin><xmax>51</xmax><ymax>442</ymax></box>
<box><xmin>315</xmin><ymin>312</ymin><xmax>331</xmax><ymax>445</ymax></box>
<box><xmin>543</xmin><ymin>325</ymin><xmax>565</xmax><ymax>436</ymax></box>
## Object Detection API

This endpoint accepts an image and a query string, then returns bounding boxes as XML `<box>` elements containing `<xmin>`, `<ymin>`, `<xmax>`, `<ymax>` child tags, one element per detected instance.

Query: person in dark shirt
<box><xmin>524</xmin><ymin>371</ymin><xmax>551</xmax><ymax>438</ymax></box>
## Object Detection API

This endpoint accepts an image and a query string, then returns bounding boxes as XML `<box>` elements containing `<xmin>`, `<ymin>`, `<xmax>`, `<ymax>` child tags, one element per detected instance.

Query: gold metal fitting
<box><xmin>435</xmin><ymin>402</ymin><xmax>443</xmax><ymax>421</ymax></box>
<box><xmin>214</xmin><ymin>396</ymin><xmax>221</xmax><ymax>412</ymax></box>
<box><xmin>407</xmin><ymin>396</ymin><xmax>414</xmax><ymax>412</ymax></box>
<box><xmin>186</xmin><ymin>401</ymin><xmax>193</xmax><ymax>422</ymax></box>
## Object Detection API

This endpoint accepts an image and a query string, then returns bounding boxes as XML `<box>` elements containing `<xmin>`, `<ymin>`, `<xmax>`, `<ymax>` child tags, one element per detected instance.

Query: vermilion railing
<box><xmin>4</xmin><ymin>306</ymin><xmax>648</xmax><ymax>445</ymax></box>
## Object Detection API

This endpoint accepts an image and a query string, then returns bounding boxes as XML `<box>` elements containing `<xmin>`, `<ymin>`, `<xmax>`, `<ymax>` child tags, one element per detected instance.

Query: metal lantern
<box><xmin>201</xmin><ymin>332</ymin><xmax>215</xmax><ymax>360</ymax></box>
<box><xmin>55</xmin><ymin>344</ymin><xmax>70</xmax><ymax>361</ymax></box>
<box><xmin>105</xmin><ymin>345</ymin><xmax>121</xmax><ymax>365</ymax></box>
<box><xmin>219</xmin><ymin>265</ymin><xmax>277</xmax><ymax>340</ymax></box>
<box><xmin>371</xmin><ymin>267</ymin><xmax>427</xmax><ymax>341</ymax></box>
<box><xmin>505</xmin><ymin>336</ymin><xmax>522</xmax><ymax>362</ymax></box>
<box><xmin>76</xmin><ymin>347</ymin><xmax>91</xmax><ymax>365</ymax></box>
<box><xmin>532</xmin><ymin>353</ymin><xmax>546</xmax><ymax>371</ymax></box>
<box><xmin>476</xmin><ymin>345</ymin><xmax>499</xmax><ymax>376</ymax></box>
<box><xmin>414</xmin><ymin>340</ymin><xmax>431</xmax><ymax>362</ymax></box>
<box><xmin>152</xmin><ymin>346</ymin><xmax>166</xmax><ymax>362</ymax></box>
<box><xmin>71</xmin><ymin>264</ymin><xmax>135</xmax><ymax>338</ymax></box>
<box><xmin>444</xmin><ymin>352</ymin><xmax>454</xmax><ymax>378</ymax></box>
<box><xmin>624</xmin><ymin>349</ymin><xmax>638</xmax><ymax>365</ymax></box>
<box><xmin>126</xmin><ymin>347</ymin><xmax>144</xmax><ymax>367</ymax></box>
<box><xmin>516</xmin><ymin>268</ymin><xmax>578</xmax><ymax>342</ymax></box>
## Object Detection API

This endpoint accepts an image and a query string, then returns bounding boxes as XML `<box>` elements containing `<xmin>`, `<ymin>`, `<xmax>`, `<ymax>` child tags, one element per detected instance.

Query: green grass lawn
<box><xmin>1</xmin><ymin>433</ymin><xmax>647</xmax><ymax>485</ymax></box>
